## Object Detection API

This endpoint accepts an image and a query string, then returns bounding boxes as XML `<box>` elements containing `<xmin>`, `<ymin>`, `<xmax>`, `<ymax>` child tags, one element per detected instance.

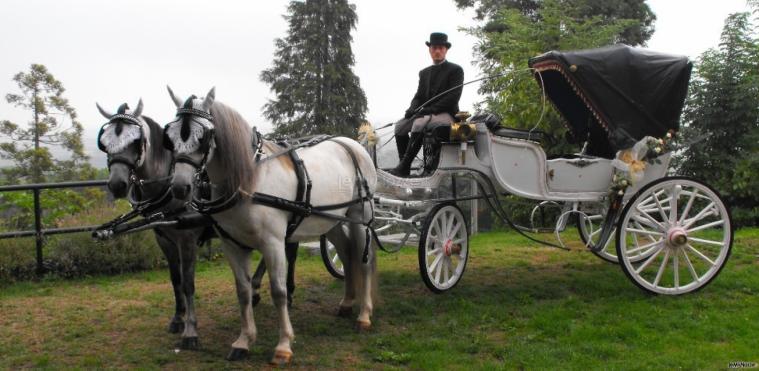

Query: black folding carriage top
<box><xmin>528</xmin><ymin>44</ymin><xmax>693</xmax><ymax>158</ymax></box>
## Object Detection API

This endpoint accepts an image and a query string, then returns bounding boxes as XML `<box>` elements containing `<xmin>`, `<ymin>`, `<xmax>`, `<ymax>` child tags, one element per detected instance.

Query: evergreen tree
<box><xmin>454</xmin><ymin>0</ymin><xmax>655</xmax><ymax>46</ymax></box>
<box><xmin>261</xmin><ymin>0</ymin><xmax>367</xmax><ymax>137</ymax></box>
<box><xmin>676</xmin><ymin>12</ymin><xmax>759</xmax><ymax>226</ymax></box>
<box><xmin>0</xmin><ymin>64</ymin><xmax>91</xmax><ymax>183</ymax></box>
<box><xmin>463</xmin><ymin>0</ymin><xmax>641</xmax><ymax>154</ymax></box>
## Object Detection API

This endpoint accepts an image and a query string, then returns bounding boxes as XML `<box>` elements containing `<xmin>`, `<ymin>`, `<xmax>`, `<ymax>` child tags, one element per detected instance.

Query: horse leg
<box><xmin>250</xmin><ymin>241</ymin><xmax>297</xmax><ymax>308</ymax></box>
<box><xmin>250</xmin><ymin>258</ymin><xmax>267</xmax><ymax>307</ymax></box>
<box><xmin>220</xmin><ymin>242</ymin><xmax>256</xmax><ymax>361</ymax></box>
<box><xmin>326</xmin><ymin>225</ymin><xmax>355</xmax><ymax>317</ymax></box>
<box><xmin>178</xmin><ymin>235</ymin><xmax>199</xmax><ymax>350</ymax></box>
<box><xmin>261</xmin><ymin>238</ymin><xmax>295</xmax><ymax>365</ymax></box>
<box><xmin>154</xmin><ymin>231</ymin><xmax>185</xmax><ymax>334</ymax></box>
<box><xmin>348</xmin><ymin>222</ymin><xmax>375</xmax><ymax>331</ymax></box>
<box><xmin>285</xmin><ymin>242</ymin><xmax>299</xmax><ymax>308</ymax></box>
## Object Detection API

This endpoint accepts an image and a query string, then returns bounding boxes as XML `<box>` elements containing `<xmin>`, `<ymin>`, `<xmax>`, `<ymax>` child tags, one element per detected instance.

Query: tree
<box><xmin>260</xmin><ymin>0</ymin><xmax>367</xmax><ymax>137</ymax></box>
<box><xmin>454</xmin><ymin>0</ymin><xmax>655</xmax><ymax>46</ymax></box>
<box><xmin>0</xmin><ymin>64</ymin><xmax>90</xmax><ymax>183</ymax></box>
<box><xmin>463</xmin><ymin>0</ymin><xmax>641</xmax><ymax>155</ymax></box>
<box><xmin>676</xmin><ymin>12</ymin><xmax>759</xmax><ymax>227</ymax></box>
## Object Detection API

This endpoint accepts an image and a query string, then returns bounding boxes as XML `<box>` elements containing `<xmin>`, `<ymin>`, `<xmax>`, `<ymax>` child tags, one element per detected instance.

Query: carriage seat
<box><xmin>470</xmin><ymin>112</ymin><xmax>544</xmax><ymax>142</ymax></box>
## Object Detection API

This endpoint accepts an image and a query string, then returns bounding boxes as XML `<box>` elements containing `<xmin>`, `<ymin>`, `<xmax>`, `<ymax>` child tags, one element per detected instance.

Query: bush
<box><xmin>45</xmin><ymin>232</ymin><xmax>164</xmax><ymax>279</ymax></box>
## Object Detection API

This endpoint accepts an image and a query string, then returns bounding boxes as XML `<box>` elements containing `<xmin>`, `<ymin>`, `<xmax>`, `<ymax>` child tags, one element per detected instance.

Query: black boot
<box><xmin>394</xmin><ymin>134</ymin><xmax>409</xmax><ymax>161</ymax></box>
<box><xmin>389</xmin><ymin>132</ymin><xmax>424</xmax><ymax>177</ymax></box>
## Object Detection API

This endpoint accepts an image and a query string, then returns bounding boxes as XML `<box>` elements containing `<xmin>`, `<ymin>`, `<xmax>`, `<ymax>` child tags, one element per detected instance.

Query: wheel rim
<box><xmin>423</xmin><ymin>205</ymin><xmax>468</xmax><ymax>291</ymax></box>
<box><xmin>325</xmin><ymin>241</ymin><xmax>344</xmax><ymax>276</ymax></box>
<box><xmin>617</xmin><ymin>179</ymin><xmax>731</xmax><ymax>294</ymax></box>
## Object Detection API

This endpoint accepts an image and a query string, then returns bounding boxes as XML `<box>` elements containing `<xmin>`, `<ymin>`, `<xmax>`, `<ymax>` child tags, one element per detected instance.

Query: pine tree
<box><xmin>261</xmin><ymin>0</ymin><xmax>367</xmax><ymax>137</ymax></box>
<box><xmin>676</xmin><ymin>12</ymin><xmax>759</xmax><ymax>226</ymax></box>
<box><xmin>0</xmin><ymin>64</ymin><xmax>90</xmax><ymax>183</ymax></box>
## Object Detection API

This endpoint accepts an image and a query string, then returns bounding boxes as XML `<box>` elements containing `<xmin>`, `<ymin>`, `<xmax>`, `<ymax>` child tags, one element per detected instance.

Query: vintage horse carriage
<box><xmin>323</xmin><ymin>44</ymin><xmax>733</xmax><ymax>295</ymax></box>
<box><xmin>92</xmin><ymin>45</ymin><xmax>732</xmax><ymax>362</ymax></box>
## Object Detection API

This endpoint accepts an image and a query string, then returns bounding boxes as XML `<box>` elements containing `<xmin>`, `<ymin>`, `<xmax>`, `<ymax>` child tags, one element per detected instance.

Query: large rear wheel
<box><xmin>616</xmin><ymin>177</ymin><xmax>732</xmax><ymax>295</ymax></box>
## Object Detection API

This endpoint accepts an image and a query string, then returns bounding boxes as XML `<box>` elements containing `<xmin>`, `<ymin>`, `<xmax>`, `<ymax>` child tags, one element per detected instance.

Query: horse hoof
<box><xmin>168</xmin><ymin>321</ymin><xmax>184</xmax><ymax>334</ymax></box>
<box><xmin>269</xmin><ymin>350</ymin><xmax>293</xmax><ymax>366</ymax></box>
<box><xmin>252</xmin><ymin>293</ymin><xmax>261</xmax><ymax>307</ymax></box>
<box><xmin>355</xmin><ymin>320</ymin><xmax>372</xmax><ymax>332</ymax></box>
<box><xmin>226</xmin><ymin>347</ymin><xmax>249</xmax><ymax>361</ymax></box>
<box><xmin>337</xmin><ymin>306</ymin><xmax>352</xmax><ymax>318</ymax></box>
<box><xmin>181</xmin><ymin>337</ymin><xmax>199</xmax><ymax>350</ymax></box>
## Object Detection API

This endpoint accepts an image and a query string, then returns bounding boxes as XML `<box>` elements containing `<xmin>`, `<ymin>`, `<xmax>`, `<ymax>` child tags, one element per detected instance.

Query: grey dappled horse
<box><xmin>163</xmin><ymin>87</ymin><xmax>378</xmax><ymax>364</ymax></box>
<box><xmin>96</xmin><ymin>101</ymin><xmax>206</xmax><ymax>349</ymax></box>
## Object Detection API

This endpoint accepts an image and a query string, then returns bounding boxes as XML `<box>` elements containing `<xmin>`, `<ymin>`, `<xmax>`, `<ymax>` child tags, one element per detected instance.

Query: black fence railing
<box><xmin>0</xmin><ymin>180</ymin><xmax>108</xmax><ymax>275</ymax></box>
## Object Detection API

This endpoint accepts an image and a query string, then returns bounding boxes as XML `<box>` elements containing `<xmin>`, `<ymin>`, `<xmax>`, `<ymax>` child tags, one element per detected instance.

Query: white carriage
<box><xmin>322</xmin><ymin>45</ymin><xmax>733</xmax><ymax>295</ymax></box>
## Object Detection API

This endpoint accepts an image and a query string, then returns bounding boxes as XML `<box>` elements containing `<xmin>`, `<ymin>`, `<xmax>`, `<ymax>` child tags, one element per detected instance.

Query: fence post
<box><xmin>33</xmin><ymin>188</ymin><xmax>44</xmax><ymax>275</ymax></box>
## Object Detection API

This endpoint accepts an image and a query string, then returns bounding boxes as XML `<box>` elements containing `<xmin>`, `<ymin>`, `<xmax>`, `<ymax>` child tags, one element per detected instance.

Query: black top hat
<box><xmin>425</xmin><ymin>32</ymin><xmax>451</xmax><ymax>48</ymax></box>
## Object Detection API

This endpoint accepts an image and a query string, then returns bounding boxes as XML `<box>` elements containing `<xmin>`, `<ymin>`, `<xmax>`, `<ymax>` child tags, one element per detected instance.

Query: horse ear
<box><xmin>133</xmin><ymin>99</ymin><xmax>144</xmax><ymax>117</ymax></box>
<box><xmin>96</xmin><ymin>102</ymin><xmax>113</xmax><ymax>119</ymax></box>
<box><xmin>167</xmin><ymin>85</ymin><xmax>182</xmax><ymax>108</ymax></box>
<box><xmin>202</xmin><ymin>87</ymin><xmax>215</xmax><ymax>111</ymax></box>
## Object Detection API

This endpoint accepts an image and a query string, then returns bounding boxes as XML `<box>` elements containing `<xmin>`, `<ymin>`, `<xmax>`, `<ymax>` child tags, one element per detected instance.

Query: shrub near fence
<box><xmin>0</xmin><ymin>182</ymin><xmax>167</xmax><ymax>283</ymax></box>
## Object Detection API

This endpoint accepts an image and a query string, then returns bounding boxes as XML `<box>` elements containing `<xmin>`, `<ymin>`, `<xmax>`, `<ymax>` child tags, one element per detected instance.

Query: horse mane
<box><xmin>209</xmin><ymin>102</ymin><xmax>255</xmax><ymax>192</ymax></box>
<box><xmin>142</xmin><ymin>115</ymin><xmax>170</xmax><ymax>171</ymax></box>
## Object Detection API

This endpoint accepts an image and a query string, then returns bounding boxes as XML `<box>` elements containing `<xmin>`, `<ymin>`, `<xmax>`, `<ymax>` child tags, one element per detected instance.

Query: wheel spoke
<box><xmin>445</xmin><ymin>212</ymin><xmax>455</xmax><ymax>237</ymax></box>
<box><xmin>428</xmin><ymin>253</ymin><xmax>443</xmax><ymax>273</ymax></box>
<box><xmin>688</xmin><ymin>237</ymin><xmax>724</xmax><ymax>247</ymax></box>
<box><xmin>434</xmin><ymin>256</ymin><xmax>443</xmax><ymax>283</ymax></box>
<box><xmin>683</xmin><ymin>201</ymin><xmax>716</xmax><ymax>230</ymax></box>
<box><xmin>653</xmin><ymin>249</ymin><xmax>671</xmax><ymax>286</ymax></box>
<box><xmin>634</xmin><ymin>204</ymin><xmax>666</xmax><ymax>230</ymax></box>
<box><xmin>635</xmin><ymin>246</ymin><xmax>664</xmax><ymax>274</ymax></box>
<box><xmin>678</xmin><ymin>188</ymin><xmax>699</xmax><ymax>224</ymax></box>
<box><xmin>687</xmin><ymin>219</ymin><xmax>724</xmax><ymax>233</ymax></box>
<box><xmin>681</xmin><ymin>249</ymin><xmax>700</xmax><ymax>283</ymax></box>
<box><xmin>652</xmin><ymin>191</ymin><xmax>670</xmax><ymax>223</ymax></box>
<box><xmin>427</xmin><ymin>247</ymin><xmax>441</xmax><ymax>257</ymax></box>
<box><xmin>442</xmin><ymin>257</ymin><xmax>450</xmax><ymax>284</ymax></box>
<box><xmin>452</xmin><ymin>238</ymin><xmax>466</xmax><ymax>245</ymax></box>
<box><xmin>685</xmin><ymin>244</ymin><xmax>716</xmax><ymax>266</ymax></box>
<box><xmin>633</xmin><ymin>221</ymin><xmax>659</xmax><ymax>243</ymax></box>
<box><xmin>449</xmin><ymin>220</ymin><xmax>462</xmax><ymax>238</ymax></box>
<box><xmin>673</xmin><ymin>251</ymin><xmax>679</xmax><ymax>290</ymax></box>
<box><xmin>626</xmin><ymin>239</ymin><xmax>663</xmax><ymax>256</ymax></box>
<box><xmin>625</xmin><ymin>227</ymin><xmax>663</xmax><ymax>238</ymax></box>
<box><xmin>669</xmin><ymin>185</ymin><xmax>680</xmax><ymax>223</ymax></box>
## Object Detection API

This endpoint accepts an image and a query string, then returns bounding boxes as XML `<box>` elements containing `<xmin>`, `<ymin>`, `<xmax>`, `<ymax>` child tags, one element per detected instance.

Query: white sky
<box><xmin>0</xmin><ymin>0</ymin><xmax>753</xmax><ymax>167</ymax></box>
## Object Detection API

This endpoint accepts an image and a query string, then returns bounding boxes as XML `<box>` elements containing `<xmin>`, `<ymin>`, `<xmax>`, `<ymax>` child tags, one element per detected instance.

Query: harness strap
<box><xmin>213</xmin><ymin>222</ymin><xmax>254</xmax><ymax>250</ymax></box>
<box><xmin>285</xmin><ymin>147</ymin><xmax>311</xmax><ymax>239</ymax></box>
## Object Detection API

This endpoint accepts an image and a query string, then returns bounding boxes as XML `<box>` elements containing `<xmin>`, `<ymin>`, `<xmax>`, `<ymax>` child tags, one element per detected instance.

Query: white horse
<box><xmin>162</xmin><ymin>87</ymin><xmax>378</xmax><ymax>364</ymax></box>
<box><xmin>96</xmin><ymin>101</ymin><xmax>207</xmax><ymax>349</ymax></box>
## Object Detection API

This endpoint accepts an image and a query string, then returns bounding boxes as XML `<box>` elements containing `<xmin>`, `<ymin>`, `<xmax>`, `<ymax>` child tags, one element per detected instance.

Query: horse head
<box><xmin>163</xmin><ymin>86</ymin><xmax>215</xmax><ymax>201</ymax></box>
<box><xmin>96</xmin><ymin>99</ymin><xmax>149</xmax><ymax>198</ymax></box>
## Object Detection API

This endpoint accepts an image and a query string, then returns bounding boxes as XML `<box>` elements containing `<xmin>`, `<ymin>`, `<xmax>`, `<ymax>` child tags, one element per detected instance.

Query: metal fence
<box><xmin>0</xmin><ymin>180</ymin><xmax>108</xmax><ymax>274</ymax></box>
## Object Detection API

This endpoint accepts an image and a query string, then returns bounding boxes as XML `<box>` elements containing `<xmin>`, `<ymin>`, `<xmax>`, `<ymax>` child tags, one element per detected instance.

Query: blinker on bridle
<box><xmin>163</xmin><ymin>104</ymin><xmax>216</xmax><ymax>172</ymax></box>
<box><xmin>97</xmin><ymin>111</ymin><xmax>146</xmax><ymax>170</ymax></box>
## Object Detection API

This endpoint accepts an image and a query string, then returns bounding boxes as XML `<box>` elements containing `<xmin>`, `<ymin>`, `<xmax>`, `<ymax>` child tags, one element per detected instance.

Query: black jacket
<box><xmin>405</xmin><ymin>60</ymin><xmax>464</xmax><ymax>119</ymax></box>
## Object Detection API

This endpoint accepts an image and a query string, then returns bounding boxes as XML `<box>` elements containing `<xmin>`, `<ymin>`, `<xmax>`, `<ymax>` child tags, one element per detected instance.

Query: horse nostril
<box><xmin>108</xmin><ymin>180</ymin><xmax>127</xmax><ymax>197</ymax></box>
<box><xmin>172</xmin><ymin>183</ymin><xmax>191</xmax><ymax>200</ymax></box>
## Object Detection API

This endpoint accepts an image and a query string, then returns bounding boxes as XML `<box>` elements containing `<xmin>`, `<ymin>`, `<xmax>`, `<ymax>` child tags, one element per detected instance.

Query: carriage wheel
<box><xmin>320</xmin><ymin>235</ymin><xmax>344</xmax><ymax>280</ymax></box>
<box><xmin>616</xmin><ymin>177</ymin><xmax>732</xmax><ymax>295</ymax></box>
<box><xmin>418</xmin><ymin>203</ymin><xmax>469</xmax><ymax>293</ymax></box>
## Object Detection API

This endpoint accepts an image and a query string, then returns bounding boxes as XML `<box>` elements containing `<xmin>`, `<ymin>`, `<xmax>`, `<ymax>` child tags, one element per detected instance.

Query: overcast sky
<box><xmin>0</xmin><ymin>0</ymin><xmax>753</xmax><ymax>167</ymax></box>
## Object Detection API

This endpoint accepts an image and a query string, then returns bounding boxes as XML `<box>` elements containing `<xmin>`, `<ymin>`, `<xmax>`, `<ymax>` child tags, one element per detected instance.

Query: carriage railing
<box><xmin>0</xmin><ymin>180</ymin><xmax>108</xmax><ymax>275</ymax></box>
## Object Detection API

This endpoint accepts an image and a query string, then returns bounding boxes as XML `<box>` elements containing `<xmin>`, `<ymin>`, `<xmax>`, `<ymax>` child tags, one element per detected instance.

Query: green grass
<box><xmin>0</xmin><ymin>228</ymin><xmax>757</xmax><ymax>369</ymax></box>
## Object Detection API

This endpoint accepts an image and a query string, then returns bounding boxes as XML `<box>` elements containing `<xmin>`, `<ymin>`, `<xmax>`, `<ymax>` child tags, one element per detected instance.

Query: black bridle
<box><xmin>163</xmin><ymin>104</ymin><xmax>227</xmax><ymax>213</ymax></box>
<box><xmin>98</xmin><ymin>110</ymin><xmax>174</xmax><ymax>216</ymax></box>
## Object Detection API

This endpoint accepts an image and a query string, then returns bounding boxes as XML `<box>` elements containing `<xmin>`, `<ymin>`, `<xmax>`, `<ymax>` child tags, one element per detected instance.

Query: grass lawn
<box><xmin>1</xmin><ymin>228</ymin><xmax>757</xmax><ymax>369</ymax></box>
